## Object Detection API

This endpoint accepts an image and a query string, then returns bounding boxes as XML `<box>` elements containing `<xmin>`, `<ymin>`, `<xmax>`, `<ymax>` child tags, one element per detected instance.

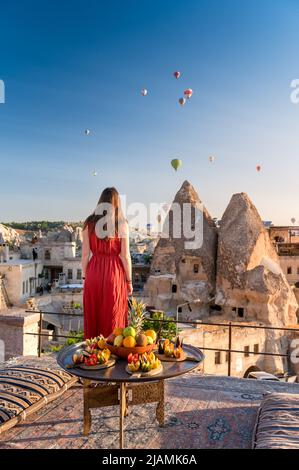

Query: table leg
<box><xmin>119</xmin><ymin>382</ymin><xmax>126</xmax><ymax>449</ymax></box>
<box><xmin>156</xmin><ymin>380</ymin><xmax>165</xmax><ymax>427</ymax></box>
<box><xmin>83</xmin><ymin>379</ymin><xmax>91</xmax><ymax>436</ymax></box>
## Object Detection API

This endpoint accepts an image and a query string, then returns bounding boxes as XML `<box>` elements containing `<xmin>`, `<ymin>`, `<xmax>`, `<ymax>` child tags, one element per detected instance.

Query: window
<box><xmin>193</xmin><ymin>264</ymin><xmax>199</xmax><ymax>274</ymax></box>
<box><xmin>237</xmin><ymin>307</ymin><xmax>244</xmax><ymax>318</ymax></box>
<box><xmin>67</xmin><ymin>269</ymin><xmax>73</xmax><ymax>280</ymax></box>
<box><xmin>287</xmin><ymin>267</ymin><xmax>292</xmax><ymax>275</ymax></box>
<box><xmin>244</xmin><ymin>346</ymin><xmax>250</xmax><ymax>357</ymax></box>
<box><xmin>77</xmin><ymin>269</ymin><xmax>82</xmax><ymax>280</ymax></box>
<box><xmin>232</xmin><ymin>307</ymin><xmax>236</xmax><ymax>312</ymax></box>
<box><xmin>26</xmin><ymin>280</ymin><xmax>28</xmax><ymax>293</ymax></box>
<box><xmin>178</xmin><ymin>307</ymin><xmax>182</xmax><ymax>313</ymax></box>
<box><xmin>181</xmin><ymin>258</ymin><xmax>186</xmax><ymax>263</ymax></box>
<box><xmin>212</xmin><ymin>304</ymin><xmax>222</xmax><ymax>312</ymax></box>
<box><xmin>45</xmin><ymin>249</ymin><xmax>51</xmax><ymax>260</ymax></box>
<box><xmin>154</xmin><ymin>269</ymin><xmax>160</xmax><ymax>274</ymax></box>
<box><xmin>172</xmin><ymin>284</ymin><xmax>177</xmax><ymax>293</ymax></box>
<box><xmin>215</xmin><ymin>351</ymin><xmax>221</xmax><ymax>365</ymax></box>
<box><xmin>225</xmin><ymin>351</ymin><xmax>229</xmax><ymax>362</ymax></box>
<box><xmin>22</xmin><ymin>281</ymin><xmax>25</xmax><ymax>295</ymax></box>
<box><xmin>254</xmin><ymin>344</ymin><xmax>259</xmax><ymax>354</ymax></box>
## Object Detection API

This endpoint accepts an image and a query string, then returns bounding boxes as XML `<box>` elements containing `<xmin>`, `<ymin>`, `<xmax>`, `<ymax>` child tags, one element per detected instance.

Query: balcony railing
<box><xmin>24</xmin><ymin>309</ymin><xmax>299</xmax><ymax>377</ymax></box>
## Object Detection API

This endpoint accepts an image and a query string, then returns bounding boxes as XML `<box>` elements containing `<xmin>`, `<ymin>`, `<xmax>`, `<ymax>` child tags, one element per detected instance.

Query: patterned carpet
<box><xmin>0</xmin><ymin>355</ymin><xmax>299</xmax><ymax>449</ymax></box>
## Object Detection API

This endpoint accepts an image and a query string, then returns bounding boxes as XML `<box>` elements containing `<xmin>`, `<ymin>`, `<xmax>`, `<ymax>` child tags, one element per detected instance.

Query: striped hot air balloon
<box><xmin>184</xmin><ymin>88</ymin><xmax>193</xmax><ymax>99</ymax></box>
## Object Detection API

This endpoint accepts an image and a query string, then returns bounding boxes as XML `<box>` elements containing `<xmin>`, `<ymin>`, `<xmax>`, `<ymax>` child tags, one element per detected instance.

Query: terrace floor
<box><xmin>1</xmin><ymin>356</ymin><xmax>299</xmax><ymax>449</ymax></box>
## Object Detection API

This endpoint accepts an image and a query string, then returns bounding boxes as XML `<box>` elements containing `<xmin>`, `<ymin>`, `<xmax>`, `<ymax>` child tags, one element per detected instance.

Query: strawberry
<box><xmin>127</xmin><ymin>353</ymin><xmax>134</xmax><ymax>364</ymax></box>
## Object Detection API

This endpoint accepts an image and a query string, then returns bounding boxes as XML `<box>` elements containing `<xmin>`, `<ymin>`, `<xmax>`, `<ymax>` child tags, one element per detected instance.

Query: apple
<box><xmin>123</xmin><ymin>326</ymin><xmax>136</xmax><ymax>338</ymax></box>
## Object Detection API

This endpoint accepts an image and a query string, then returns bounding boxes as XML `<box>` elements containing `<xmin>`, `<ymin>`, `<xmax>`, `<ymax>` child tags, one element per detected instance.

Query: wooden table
<box><xmin>57</xmin><ymin>344</ymin><xmax>204</xmax><ymax>448</ymax></box>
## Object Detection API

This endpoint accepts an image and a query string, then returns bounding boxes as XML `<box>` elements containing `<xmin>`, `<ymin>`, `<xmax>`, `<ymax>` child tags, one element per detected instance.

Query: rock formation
<box><xmin>216</xmin><ymin>193</ymin><xmax>298</xmax><ymax>326</ymax></box>
<box><xmin>0</xmin><ymin>224</ymin><xmax>20</xmax><ymax>247</ymax></box>
<box><xmin>145</xmin><ymin>181</ymin><xmax>218</xmax><ymax>315</ymax></box>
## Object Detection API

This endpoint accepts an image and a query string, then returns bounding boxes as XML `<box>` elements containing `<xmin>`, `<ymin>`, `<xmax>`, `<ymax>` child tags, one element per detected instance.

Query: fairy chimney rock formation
<box><xmin>146</xmin><ymin>181</ymin><xmax>218</xmax><ymax>314</ymax></box>
<box><xmin>216</xmin><ymin>193</ymin><xmax>298</xmax><ymax>326</ymax></box>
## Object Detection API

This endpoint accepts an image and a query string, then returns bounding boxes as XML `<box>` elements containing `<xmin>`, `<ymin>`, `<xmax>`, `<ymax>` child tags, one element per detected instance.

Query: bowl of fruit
<box><xmin>126</xmin><ymin>351</ymin><xmax>162</xmax><ymax>376</ymax></box>
<box><xmin>105</xmin><ymin>299</ymin><xmax>158</xmax><ymax>359</ymax></box>
<box><xmin>71</xmin><ymin>336</ymin><xmax>115</xmax><ymax>370</ymax></box>
<box><xmin>105</xmin><ymin>327</ymin><xmax>157</xmax><ymax>359</ymax></box>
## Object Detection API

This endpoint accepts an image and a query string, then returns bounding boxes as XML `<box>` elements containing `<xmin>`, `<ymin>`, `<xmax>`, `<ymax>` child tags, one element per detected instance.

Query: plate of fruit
<box><xmin>105</xmin><ymin>299</ymin><xmax>158</xmax><ymax>359</ymax></box>
<box><xmin>125</xmin><ymin>352</ymin><xmax>163</xmax><ymax>377</ymax></box>
<box><xmin>155</xmin><ymin>337</ymin><xmax>187</xmax><ymax>362</ymax></box>
<box><xmin>71</xmin><ymin>336</ymin><xmax>116</xmax><ymax>370</ymax></box>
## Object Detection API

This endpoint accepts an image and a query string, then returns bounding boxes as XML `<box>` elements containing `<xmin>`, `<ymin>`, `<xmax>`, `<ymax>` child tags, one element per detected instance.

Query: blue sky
<box><xmin>0</xmin><ymin>0</ymin><xmax>299</xmax><ymax>224</ymax></box>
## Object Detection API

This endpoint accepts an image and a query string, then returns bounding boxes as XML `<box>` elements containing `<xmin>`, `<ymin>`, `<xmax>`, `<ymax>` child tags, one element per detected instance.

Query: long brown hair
<box><xmin>83</xmin><ymin>187</ymin><xmax>125</xmax><ymax>238</ymax></box>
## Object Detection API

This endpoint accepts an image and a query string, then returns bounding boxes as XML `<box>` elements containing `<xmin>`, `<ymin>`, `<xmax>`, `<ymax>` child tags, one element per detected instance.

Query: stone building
<box><xmin>20</xmin><ymin>225</ymin><xmax>83</xmax><ymax>285</ymax></box>
<box><xmin>268</xmin><ymin>225</ymin><xmax>299</xmax><ymax>288</ymax></box>
<box><xmin>0</xmin><ymin>259</ymin><xmax>43</xmax><ymax>307</ymax></box>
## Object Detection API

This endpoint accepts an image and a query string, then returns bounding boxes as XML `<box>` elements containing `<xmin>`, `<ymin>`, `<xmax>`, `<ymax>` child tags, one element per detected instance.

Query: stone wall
<box><xmin>180</xmin><ymin>321</ymin><xmax>294</xmax><ymax>377</ymax></box>
<box><xmin>0</xmin><ymin>310</ymin><xmax>39</xmax><ymax>360</ymax></box>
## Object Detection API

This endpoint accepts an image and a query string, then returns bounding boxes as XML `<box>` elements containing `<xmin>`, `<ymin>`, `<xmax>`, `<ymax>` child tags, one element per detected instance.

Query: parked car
<box><xmin>248</xmin><ymin>371</ymin><xmax>280</xmax><ymax>381</ymax></box>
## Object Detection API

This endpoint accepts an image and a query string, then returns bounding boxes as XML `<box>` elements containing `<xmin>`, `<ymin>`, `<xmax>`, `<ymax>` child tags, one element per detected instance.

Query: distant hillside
<box><xmin>2</xmin><ymin>221</ymin><xmax>83</xmax><ymax>231</ymax></box>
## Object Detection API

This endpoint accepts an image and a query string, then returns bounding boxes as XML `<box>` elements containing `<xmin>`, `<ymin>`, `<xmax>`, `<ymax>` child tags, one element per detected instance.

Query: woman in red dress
<box><xmin>82</xmin><ymin>187</ymin><xmax>132</xmax><ymax>339</ymax></box>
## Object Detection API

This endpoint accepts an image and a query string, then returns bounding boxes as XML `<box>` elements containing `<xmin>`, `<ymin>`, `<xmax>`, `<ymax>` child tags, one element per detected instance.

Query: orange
<box><xmin>123</xmin><ymin>336</ymin><xmax>136</xmax><ymax>348</ymax></box>
<box><xmin>144</xmin><ymin>329</ymin><xmax>157</xmax><ymax>342</ymax></box>
<box><xmin>113</xmin><ymin>327</ymin><xmax>124</xmax><ymax>336</ymax></box>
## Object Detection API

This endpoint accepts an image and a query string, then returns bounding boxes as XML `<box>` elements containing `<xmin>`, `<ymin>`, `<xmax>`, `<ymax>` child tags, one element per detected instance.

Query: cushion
<box><xmin>252</xmin><ymin>392</ymin><xmax>299</xmax><ymax>449</ymax></box>
<box><xmin>0</xmin><ymin>366</ymin><xmax>77</xmax><ymax>434</ymax></box>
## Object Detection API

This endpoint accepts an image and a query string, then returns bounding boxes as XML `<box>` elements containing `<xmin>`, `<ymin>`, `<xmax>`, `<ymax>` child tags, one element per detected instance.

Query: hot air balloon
<box><xmin>291</xmin><ymin>218</ymin><xmax>296</xmax><ymax>224</ymax></box>
<box><xmin>85</xmin><ymin>129</ymin><xmax>91</xmax><ymax>135</ymax></box>
<box><xmin>184</xmin><ymin>88</ymin><xmax>193</xmax><ymax>99</ymax></box>
<box><xmin>256</xmin><ymin>165</ymin><xmax>261</xmax><ymax>172</ymax></box>
<box><xmin>208</xmin><ymin>155</ymin><xmax>215</xmax><ymax>163</ymax></box>
<box><xmin>141</xmin><ymin>88</ymin><xmax>148</xmax><ymax>96</ymax></box>
<box><xmin>179</xmin><ymin>97</ymin><xmax>186</xmax><ymax>107</ymax></box>
<box><xmin>171</xmin><ymin>158</ymin><xmax>182</xmax><ymax>171</ymax></box>
<box><xmin>173</xmin><ymin>71</ymin><xmax>181</xmax><ymax>79</ymax></box>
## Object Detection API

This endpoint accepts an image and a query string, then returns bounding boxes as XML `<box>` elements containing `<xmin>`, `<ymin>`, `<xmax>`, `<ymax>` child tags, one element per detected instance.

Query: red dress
<box><xmin>83</xmin><ymin>228</ymin><xmax>128</xmax><ymax>339</ymax></box>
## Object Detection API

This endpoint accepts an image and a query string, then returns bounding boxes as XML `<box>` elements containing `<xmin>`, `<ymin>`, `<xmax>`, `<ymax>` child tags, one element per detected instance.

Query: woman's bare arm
<box><xmin>120</xmin><ymin>222</ymin><xmax>132</xmax><ymax>294</ymax></box>
<box><xmin>82</xmin><ymin>227</ymin><xmax>90</xmax><ymax>277</ymax></box>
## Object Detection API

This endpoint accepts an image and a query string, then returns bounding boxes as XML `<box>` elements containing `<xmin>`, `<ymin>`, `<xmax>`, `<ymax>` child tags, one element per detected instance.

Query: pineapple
<box><xmin>128</xmin><ymin>297</ymin><xmax>147</xmax><ymax>335</ymax></box>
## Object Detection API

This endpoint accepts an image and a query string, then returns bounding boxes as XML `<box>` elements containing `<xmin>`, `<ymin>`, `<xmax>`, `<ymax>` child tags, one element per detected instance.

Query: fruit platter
<box><xmin>155</xmin><ymin>337</ymin><xmax>187</xmax><ymax>362</ymax></box>
<box><xmin>105</xmin><ymin>299</ymin><xmax>158</xmax><ymax>359</ymax></box>
<box><xmin>125</xmin><ymin>351</ymin><xmax>163</xmax><ymax>377</ymax></box>
<box><xmin>70</xmin><ymin>336</ymin><xmax>116</xmax><ymax>370</ymax></box>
